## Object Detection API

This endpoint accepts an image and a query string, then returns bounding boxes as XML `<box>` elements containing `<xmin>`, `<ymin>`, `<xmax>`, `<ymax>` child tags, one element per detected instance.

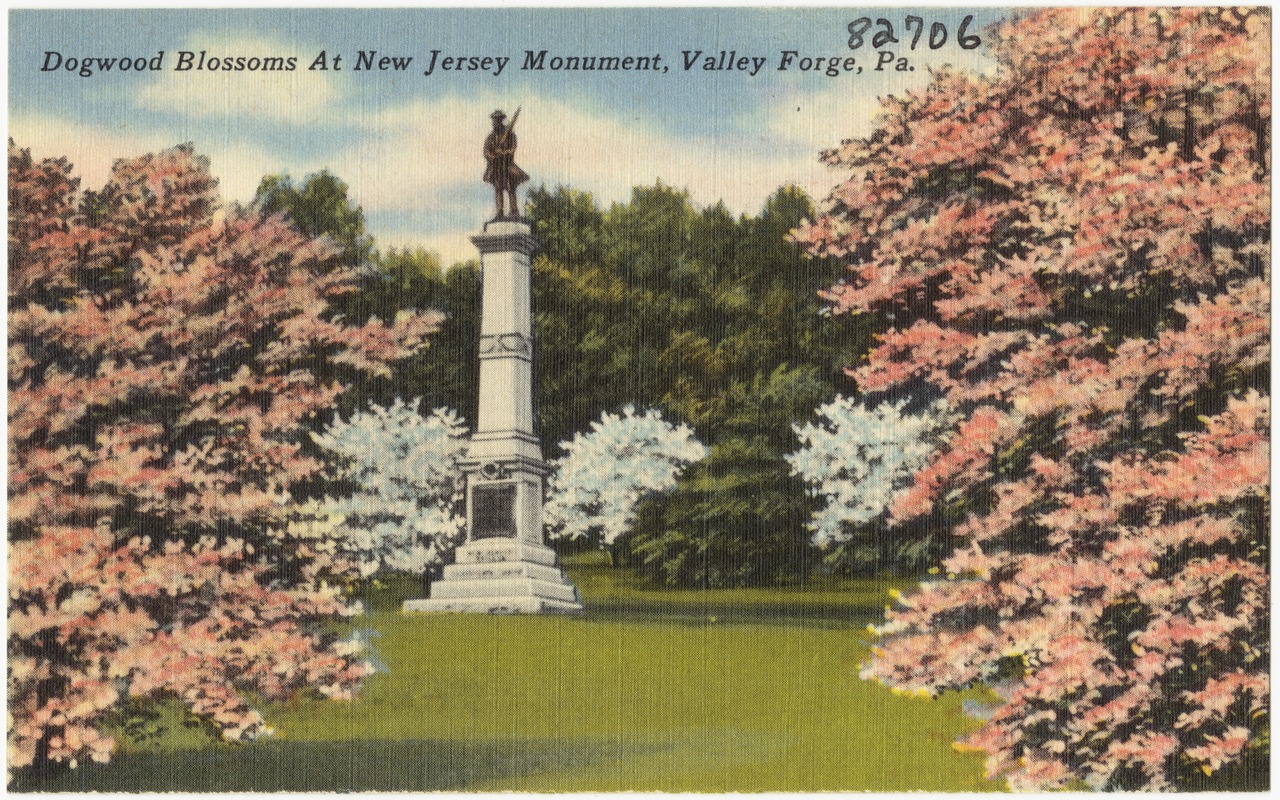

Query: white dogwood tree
<box><xmin>544</xmin><ymin>406</ymin><xmax>706</xmax><ymax>557</ymax></box>
<box><xmin>296</xmin><ymin>398</ymin><xmax>469</xmax><ymax>576</ymax></box>
<box><xmin>787</xmin><ymin>396</ymin><xmax>951</xmax><ymax>547</ymax></box>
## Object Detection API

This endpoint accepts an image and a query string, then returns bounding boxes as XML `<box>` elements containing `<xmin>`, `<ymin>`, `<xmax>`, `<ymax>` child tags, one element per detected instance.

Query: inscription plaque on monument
<box><xmin>472</xmin><ymin>484</ymin><xmax>517</xmax><ymax>539</ymax></box>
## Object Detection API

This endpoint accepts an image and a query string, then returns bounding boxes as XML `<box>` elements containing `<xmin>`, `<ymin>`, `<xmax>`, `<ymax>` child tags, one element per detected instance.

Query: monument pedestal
<box><xmin>404</xmin><ymin>219</ymin><xmax>584</xmax><ymax>616</ymax></box>
<box><xmin>402</xmin><ymin>539</ymin><xmax>583</xmax><ymax>615</ymax></box>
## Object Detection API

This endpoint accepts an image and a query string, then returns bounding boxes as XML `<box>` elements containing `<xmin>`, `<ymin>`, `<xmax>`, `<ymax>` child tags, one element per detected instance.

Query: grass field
<box><xmin>15</xmin><ymin>554</ymin><xmax>1003</xmax><ymax>792</ymax></box>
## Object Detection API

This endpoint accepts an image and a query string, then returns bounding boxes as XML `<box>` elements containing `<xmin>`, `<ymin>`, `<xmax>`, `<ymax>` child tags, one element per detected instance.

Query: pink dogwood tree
<box><xmin>8</xmin><ymin>142</ymin><xmax>438</xmax><ymax>772</ymax></box>
<box><xmin>793</xmin><ymin>8</ymin><xmax>1269</xmax><ymax>790</ymax></box>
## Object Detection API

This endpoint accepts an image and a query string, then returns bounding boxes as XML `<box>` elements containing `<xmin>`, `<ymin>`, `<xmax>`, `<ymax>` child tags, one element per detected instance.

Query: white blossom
<box><xmin>544</xmin><ymin>406</ymin><xmax>707</xmax><ymax>547</ymax></box>
<box><xmin>298</xmin><ymin>398</ymin><xmax>468</xmax><ymax>575</ymax></box>
<box><xmin>787</xmin><ymin>396</ymin><xmax>951</xmax><ymax>546</ymax></box>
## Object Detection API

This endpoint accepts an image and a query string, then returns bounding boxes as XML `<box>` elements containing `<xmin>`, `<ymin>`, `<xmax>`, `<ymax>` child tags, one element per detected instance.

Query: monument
<box><xmin>404</xmin><ymin>109</ymin><xmax>584</xmax><ymax>615</ymax></box>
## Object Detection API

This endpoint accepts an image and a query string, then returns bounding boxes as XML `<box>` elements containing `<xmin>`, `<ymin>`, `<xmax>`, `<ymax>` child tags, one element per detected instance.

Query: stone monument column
<box><xmin>466</xmin><ymin>221</ymin><xmax>545</xmax><ymax>547</ymax></box>
<box><xmin>403</xmin><ymin>218</ymin><xmax>584</xmax><ymax>616</ymax></box>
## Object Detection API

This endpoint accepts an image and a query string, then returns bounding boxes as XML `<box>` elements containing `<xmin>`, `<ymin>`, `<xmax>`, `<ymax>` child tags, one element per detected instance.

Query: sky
<box><xmin>10</xmin><ymin>8</ymin><xmax>1005</xmax><ymax>265</ymax></box>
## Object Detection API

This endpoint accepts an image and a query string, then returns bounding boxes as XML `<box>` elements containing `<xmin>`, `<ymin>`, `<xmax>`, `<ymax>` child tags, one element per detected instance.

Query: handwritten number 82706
<box><xmin>848</xmin><ymin>15</ymin><xmax>981</xmax><ymax>51</ymax></box>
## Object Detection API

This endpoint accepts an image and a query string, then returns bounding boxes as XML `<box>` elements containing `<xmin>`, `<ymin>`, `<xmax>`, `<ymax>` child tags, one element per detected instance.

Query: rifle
<box><xmin>497</xmin><ymin>106</ymin><xmax>521</xmax><ymax>147</ymax></box>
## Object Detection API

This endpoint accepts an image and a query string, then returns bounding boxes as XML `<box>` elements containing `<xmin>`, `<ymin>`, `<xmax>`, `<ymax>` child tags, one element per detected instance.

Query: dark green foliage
<box><xmin>99</xmin><ymin>696</ymin><xmax>222</xmax><ymax>755</ymax></box>
<box><xmin>820</xmin><ymin>515</ymin><xmax>953</xmax><ymax>579</ymax></box>
<box><xmin>528</xmin><ymin>183</ymin><xmax>864</xmax><ymax>440</ymax></box>
<box><xmin>335</xmin><ymin>252</ymin><xmax>481</xmax><ymax>422</ymax></box>
<box><xmin>628</xmin><ymin>366</ymin><xmax>827</xmax><ymax>588</ymax></box>
<box><xmin>254</xmin><ymin>171</ymin><xmax>372</xmax><ymax>266</ymax></box>
<box><xmin>526</xmin><ymin>185</ymin><xmax>869</xmax><ymax>587</ymax></box>
<box><xmin>1175</xmin><ymin>723</ymin><xmax>1270</xmax><ymax>791</ymax></box>
<box><xmin>249</xmin><ymin>172</ymin><xmax>478</xmax><ymax>424</ymax></box>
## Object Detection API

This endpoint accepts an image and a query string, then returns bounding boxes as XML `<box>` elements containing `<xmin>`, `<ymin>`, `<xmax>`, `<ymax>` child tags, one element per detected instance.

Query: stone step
<box><xmin>442</xmin><ymin>561</ymin><xmax>568</xmax><ymax>584</ymax></box>
<box><xmin>453</xmin><ymin>539</ymin><xmax>559</xmax><ymax>567</ymax></box>
<box><xmin>430</xmin><ymin>577</ymin><xmax>579</xmax><ymax>604</ymax></box>
<box><xmin>403</xmin><ymin>596</ymin><xmax>584</xmax><ymax>616</ymax></box>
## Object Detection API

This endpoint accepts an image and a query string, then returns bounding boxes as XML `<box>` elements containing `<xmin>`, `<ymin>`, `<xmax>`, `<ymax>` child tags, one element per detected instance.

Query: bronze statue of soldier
<box><xmin>483</xmin><ymin>108</ymin><xmax>529</xmax><ymax>220</ymax></box>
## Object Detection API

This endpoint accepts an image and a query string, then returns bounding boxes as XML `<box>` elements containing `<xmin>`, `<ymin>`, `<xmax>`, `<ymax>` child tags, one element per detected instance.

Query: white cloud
<box><xmin>318</xmin><ymin>91</ymin><xmax>847</xmax><ymax>264</ymax></box>
<box><xmin>10</xmin><ymin>113</ymin><xmax>279</xmax><ymax>203</ymax></box>
<box><xmin>202</xmin><ymin>141</ymin><xmax>283</xmax><ymax>204</ymax></box>
<box><xmin>750</xmin><ymin>46</ymin><xmax>1000</xmax><ymax>207</ymax></box>
<box><xmin>14</xmin><ymin>43</ymin><xmax>1000</xmax><ymax>267</ymax></box>
<box><xmin>136</xmin><ymin>35</ymin><xmax>343</xmax><ymax>125</ymax></box>
<box><xmin>333</xmin><ymin>91</ymin><xmax>841</xmax><ymax>213</ymax></box>
<box><xmin>10</xmin><ymin>114</ymin><xmax>171</xmax><ymax>191</ymax></box>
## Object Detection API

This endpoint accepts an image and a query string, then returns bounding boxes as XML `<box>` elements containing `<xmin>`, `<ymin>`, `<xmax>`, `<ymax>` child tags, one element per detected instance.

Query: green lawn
<box><xmin>15</xmin><ymin>555</ymin><xmax>1003</xmax><ymax>792</ymax></box>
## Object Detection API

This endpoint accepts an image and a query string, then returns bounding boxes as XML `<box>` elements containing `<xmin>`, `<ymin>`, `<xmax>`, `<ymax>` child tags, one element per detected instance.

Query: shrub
<box><xmin>297</xmin><ymin>399</ymin><xmax>468</xmax><ymax>577</ymax></box>
<box><xmin>545</xmin><ymin>406</ymin><xmax>706</xmax><ymax>561</ymax></box>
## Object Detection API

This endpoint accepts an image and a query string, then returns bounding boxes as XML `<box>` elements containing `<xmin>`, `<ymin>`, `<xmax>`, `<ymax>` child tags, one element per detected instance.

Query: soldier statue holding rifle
<box><xmin>483</xmin><ymin>108</ymin><xmax>529</xmax><ymax>220</ymax></box>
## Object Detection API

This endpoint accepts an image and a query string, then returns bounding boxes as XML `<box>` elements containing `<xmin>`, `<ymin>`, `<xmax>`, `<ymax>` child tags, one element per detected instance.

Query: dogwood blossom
<box><xmin>787</xmin><ymin>397</ymin><xmax>951</xmax><ymax>546</ymax></box>
<box><xmin>795</xmin><ymin>8</ymin><xmax>1269</xmax><ymax>790</ymax></box>
<box><xmin>8</xmin><ymin>143</ymin><xmax>435</xmax><ymax>772</ymax></box>
<box><xmin>302</xmin><ymin>399</ymin><xmax>468</xmax><ymax>575</ymax></box>
<box><xmin>544</xmin><ymin>406</ymin><xmax>706</xmax><ymax>548</ymax></box>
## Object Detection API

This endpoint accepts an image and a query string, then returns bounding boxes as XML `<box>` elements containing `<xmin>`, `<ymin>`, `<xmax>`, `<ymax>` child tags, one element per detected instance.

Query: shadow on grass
<box><xmin>582</xmin><ymin>599</ymin><xmax>881</xmax><ymax>629</ymax></box>
<box><xmin>363</xmin><ymin>563</ymin><xmax>890</xmax><ymax>629</ymax></box>
<box><xmin>12</xmin><ymin>737</ymin><xmax>657</xmax><ymax>793</ymax></box>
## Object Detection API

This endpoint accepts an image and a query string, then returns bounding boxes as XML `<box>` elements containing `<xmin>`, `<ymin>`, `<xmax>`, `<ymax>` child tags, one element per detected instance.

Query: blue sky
<box><xmin>11</xmin><ymin>8</ymin><xmax>1004</xmax><ymax>264</ymax></box>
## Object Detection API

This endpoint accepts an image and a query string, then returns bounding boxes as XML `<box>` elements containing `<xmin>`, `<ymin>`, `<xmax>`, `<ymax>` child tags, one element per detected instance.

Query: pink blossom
<box><xmin>800</xmin><ymin>8</ymin><xmax>1270</xmax><ymax>790</ymax></box>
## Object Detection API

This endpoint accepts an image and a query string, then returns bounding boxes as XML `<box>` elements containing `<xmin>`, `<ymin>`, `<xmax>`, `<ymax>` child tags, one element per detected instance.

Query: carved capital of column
<box><xmin>471</xmin><ymin>221</ymin><xmax>539</xmax><ymax>257</ymax></box>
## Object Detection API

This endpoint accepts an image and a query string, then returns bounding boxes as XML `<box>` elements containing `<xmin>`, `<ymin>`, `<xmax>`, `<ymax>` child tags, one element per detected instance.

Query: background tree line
<box><xmin>255</xmin><ymin>173</ymin><xmax>916</xmax><ymax>587</ymax></box>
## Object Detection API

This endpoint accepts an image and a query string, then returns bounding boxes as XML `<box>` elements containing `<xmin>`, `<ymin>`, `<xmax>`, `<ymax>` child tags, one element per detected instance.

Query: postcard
<box><xmin>7</xmin><ymin>6</ymin><xmax>1270</xmax><ymax>793</ymax></box>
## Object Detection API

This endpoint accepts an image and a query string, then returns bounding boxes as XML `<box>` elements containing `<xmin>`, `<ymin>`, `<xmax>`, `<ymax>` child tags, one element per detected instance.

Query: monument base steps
<box><xmin>441</xmin><ymin>561</ymin><xmax>566</xmax><ymax>583</ymax></box>
<box><xmin>403</xmin><ymin>538</ymin><xmax>585</xmax><ymax>616</ymax></box>
<box><xmin>403</xmin><ymin>596</ymin><xmax>585</xmax><ymax>615</ymax></box>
